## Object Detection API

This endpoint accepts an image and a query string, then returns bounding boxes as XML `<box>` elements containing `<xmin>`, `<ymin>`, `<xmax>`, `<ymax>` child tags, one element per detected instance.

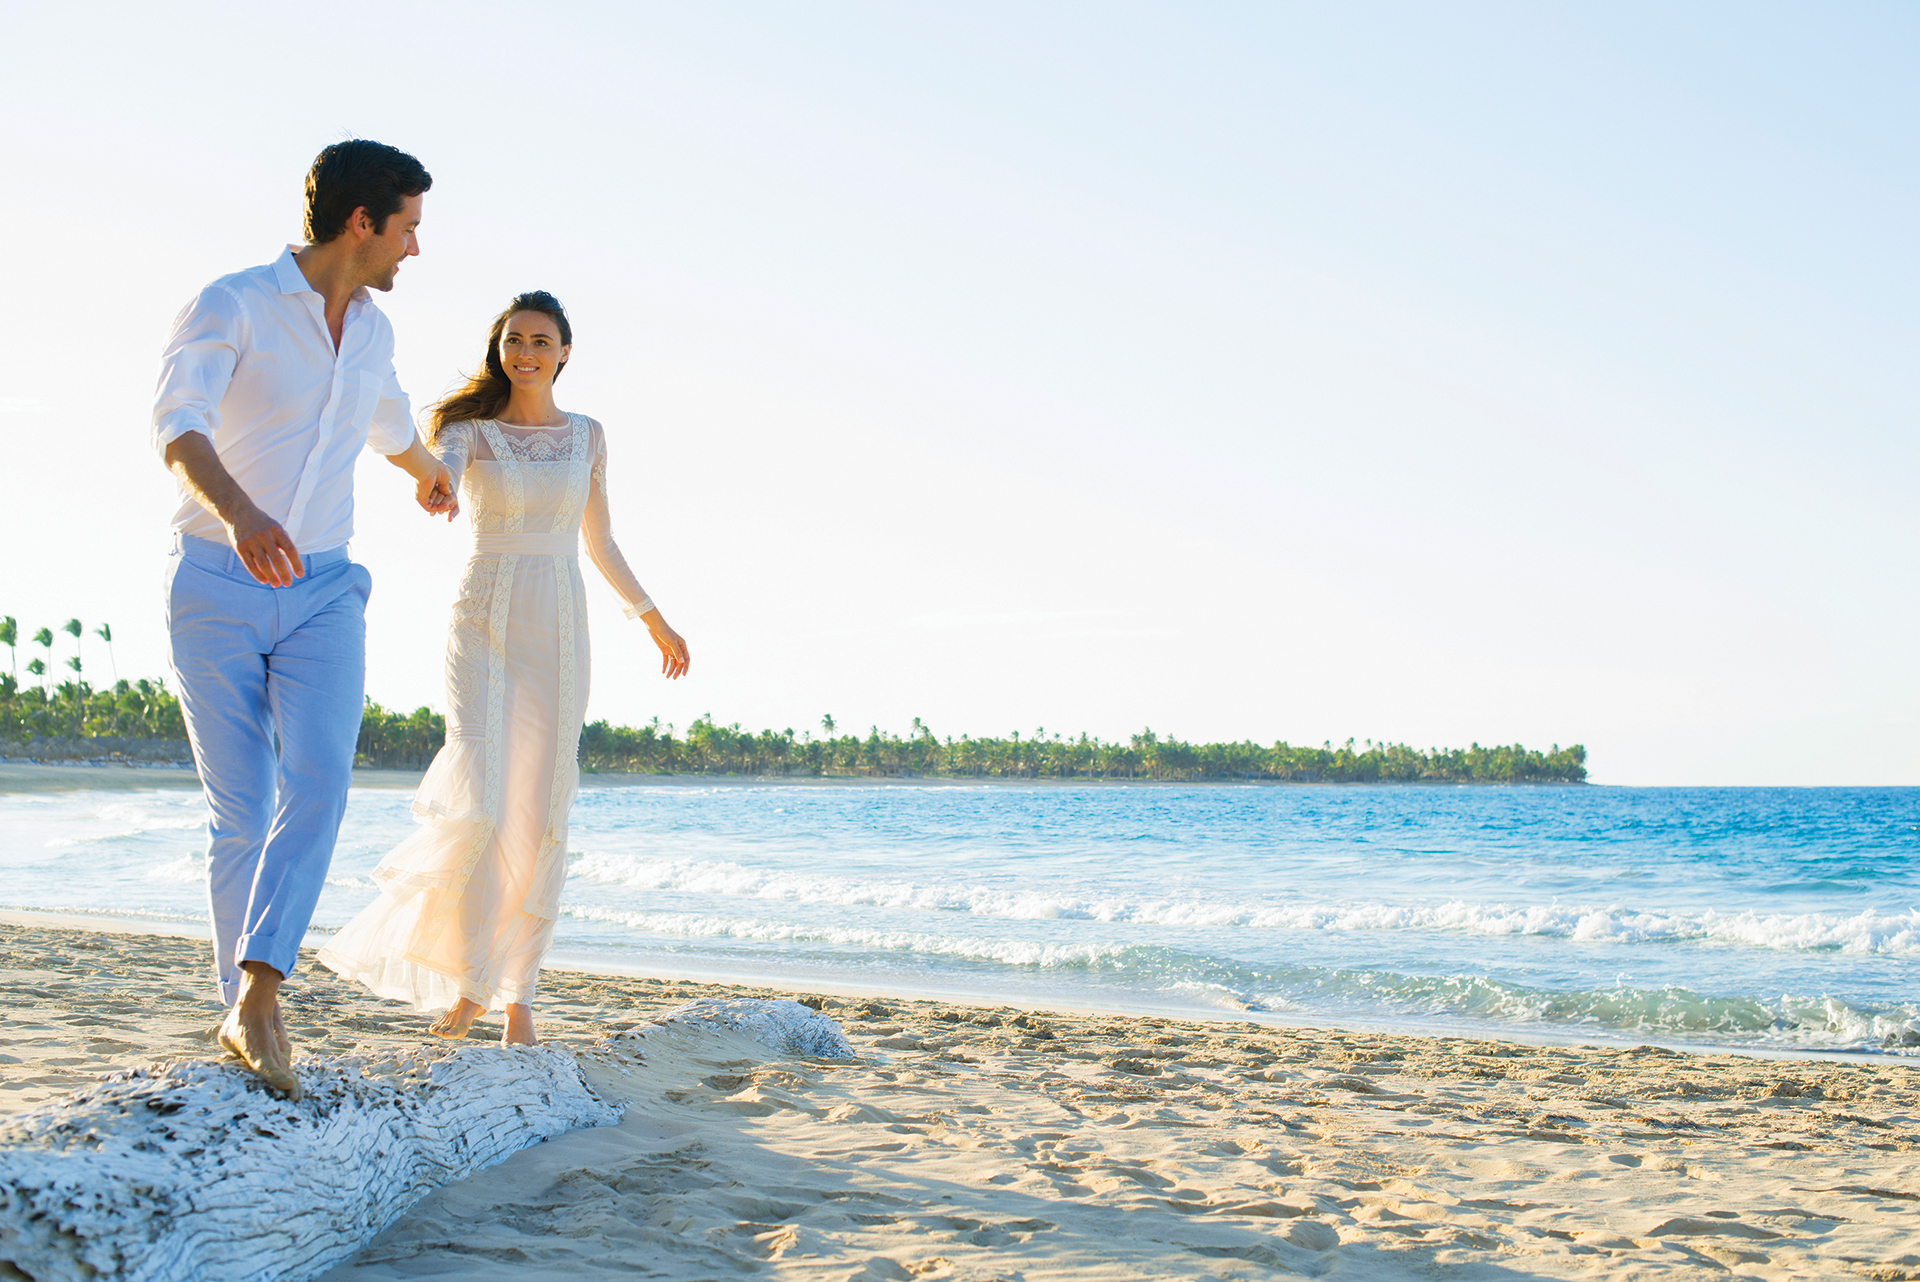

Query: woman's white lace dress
<box><xmin>318</xmin><ymin>414</ymin><xmax>649</xmax><ymax>1011</ymax></box>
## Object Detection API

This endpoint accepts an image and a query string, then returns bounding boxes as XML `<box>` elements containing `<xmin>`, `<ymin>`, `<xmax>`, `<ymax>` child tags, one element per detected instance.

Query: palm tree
<box><xmin>94</xmin><ymin>622</ymin><xmax>117</xmax><ymax>683</ymax></box>
<box><xmin>821</xmin><ymin>713</ymin><xmax>836</xmax><ymax>736</ymax></box>
<box><xmin>0</xmin><ymin>616</ymin><xmax>15</xmax><ymax>678</ymax></box>
<box><xmin>63</xmin><ymin>619</ymin><xmax>82</xmax><ymax>677</ymax></box>
<box><xmin>32</xmin><ymin>628</ymin><xmax>52</xmax><ymax>692</ymax></box>
<box><xmin>63</xmin><ymin>655</ymin><xmax>84</xmax><ymax>734</ymax></box>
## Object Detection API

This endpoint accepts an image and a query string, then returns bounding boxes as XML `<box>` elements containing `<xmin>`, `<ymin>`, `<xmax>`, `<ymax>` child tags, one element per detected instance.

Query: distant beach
<box><xmin>0</xmin><ymin>758</ymin><xmax>1591</xmax><ymax>791</ymax></box>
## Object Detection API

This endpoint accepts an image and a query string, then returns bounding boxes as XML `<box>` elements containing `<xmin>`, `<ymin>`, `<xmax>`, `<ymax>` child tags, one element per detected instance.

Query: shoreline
<box><xmin>3</xmin><ymin>915</ymin><xmax>1918</xmax><ymax>1279</ymax></box>
<box><xmin>0</xmin><ymin>905</ymin><xmax>1888</xmax><ymax>1068</ymax></box>
<box><xmin>8</xmin><ymin>757</ymin><xmax>1914</xmax><ymax>791</ymax></box>
<box><xmin>6</xmin><ymin>764</ymin><xmax>1909</xmax><ymax>1072</ymax></box>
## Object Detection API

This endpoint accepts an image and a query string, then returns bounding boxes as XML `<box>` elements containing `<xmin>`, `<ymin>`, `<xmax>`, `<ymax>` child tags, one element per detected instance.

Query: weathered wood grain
<box><xmin>646</xmin><ymin>996</ymin><xmax>856</xmax><ymax>1059</ymax></box>
<box><xmin>0</xmin><ymin>1044</ymin><xmax>618</xmax><ymax>1282</ymax></box>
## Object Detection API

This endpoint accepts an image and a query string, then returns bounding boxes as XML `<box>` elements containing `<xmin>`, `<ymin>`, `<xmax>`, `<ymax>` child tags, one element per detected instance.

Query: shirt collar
<box><xmin>274</xmin><ymin>245</ymin><xmax>312</xmax><ymax>296</ymax></box>
<box><xmin>274</xmin><ymin>244</ymin><xmax>372</xmax><ymax>308</ymax></box>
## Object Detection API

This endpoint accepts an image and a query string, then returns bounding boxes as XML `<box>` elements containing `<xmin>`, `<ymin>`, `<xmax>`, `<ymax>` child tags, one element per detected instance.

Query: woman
<box><xmin>319</xmin><ymin>291</ymin><xmax>689</xmax><ymax>1045</ymax></box>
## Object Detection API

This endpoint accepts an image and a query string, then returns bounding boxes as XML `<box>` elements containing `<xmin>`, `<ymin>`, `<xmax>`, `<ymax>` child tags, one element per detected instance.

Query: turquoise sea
<box><xmin>4</xmin><ymin>780</ymin><xmax>1916</xmax><ymax>1056</ymax></box>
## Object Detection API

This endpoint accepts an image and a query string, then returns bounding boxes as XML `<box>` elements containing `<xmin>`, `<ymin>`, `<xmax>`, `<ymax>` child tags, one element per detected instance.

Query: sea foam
<box><xmin>564</xmin><ymin>852</ymin><xmax>1920</xmax><ymax>956</ymax></box>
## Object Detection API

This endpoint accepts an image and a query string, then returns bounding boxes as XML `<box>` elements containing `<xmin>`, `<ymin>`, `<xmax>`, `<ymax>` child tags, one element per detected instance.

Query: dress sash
<box><xmin>471</xmin><ymin>532</ymin><xmax>577</xmax><ymax>557</ymax></box>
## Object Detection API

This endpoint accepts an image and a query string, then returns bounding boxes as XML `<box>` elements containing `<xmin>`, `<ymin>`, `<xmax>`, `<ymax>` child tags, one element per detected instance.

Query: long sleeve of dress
<box><xmin>581</xmin><ymin>423</ymin><xmax>653</xmax><ymax>617</ymax></box>
<box><xmin>431</xmin><ymin>420</ymin><xmax>473</xmax><ymax>488</ymax></box>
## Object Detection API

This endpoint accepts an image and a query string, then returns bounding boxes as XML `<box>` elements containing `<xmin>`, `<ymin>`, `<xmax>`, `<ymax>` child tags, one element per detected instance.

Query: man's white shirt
<box><xmin>152</xmin><ymin>246</ymin><xmax>417</xmax><ymax>556</ymax></box>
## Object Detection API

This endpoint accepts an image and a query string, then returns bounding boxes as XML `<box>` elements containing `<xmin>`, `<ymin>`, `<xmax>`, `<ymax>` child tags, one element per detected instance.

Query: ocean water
<box><xmin>3</xmin><ymin>780</ymin><xmax>1917</xmax><ymax>1057</ymax></box>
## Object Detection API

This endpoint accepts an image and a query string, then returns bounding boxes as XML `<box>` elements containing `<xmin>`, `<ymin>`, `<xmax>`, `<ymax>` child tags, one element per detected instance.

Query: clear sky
<box><xmin>1</xmin><ymin>3</ymin><xmax>1913</xmax><ymax>784</ymax></box>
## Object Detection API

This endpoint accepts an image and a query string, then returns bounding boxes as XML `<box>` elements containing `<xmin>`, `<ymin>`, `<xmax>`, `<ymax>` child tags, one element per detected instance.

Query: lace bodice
<box><xmin>488</xmin><ymin>424</ymin><xmax>578</xmax><ymax>465</ymax></box>
<box><xmin>431</xmin><ymin>414</ymin><xmax>647</xmax><ymax>614</ymax></box>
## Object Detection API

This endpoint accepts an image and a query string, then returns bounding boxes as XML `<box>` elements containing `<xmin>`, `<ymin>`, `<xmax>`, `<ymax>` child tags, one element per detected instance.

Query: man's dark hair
<box><xmin>303</xmin><ymin>140</ymin><xmax>432</xmax><ymax>244</ymax></box>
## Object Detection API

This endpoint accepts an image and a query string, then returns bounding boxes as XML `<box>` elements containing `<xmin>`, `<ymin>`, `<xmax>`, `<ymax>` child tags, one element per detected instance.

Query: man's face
<box><xmin>354</xmin><ymin>192</ymin><xmax>423</xmax><ymax>292</ymax></box>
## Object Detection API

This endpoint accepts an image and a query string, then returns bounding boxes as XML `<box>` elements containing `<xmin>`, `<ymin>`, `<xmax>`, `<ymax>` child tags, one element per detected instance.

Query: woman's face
<box><xmin>499</xmin><ymin>311</ymin><xmax>570</xmax><ymax>391</ymax></box>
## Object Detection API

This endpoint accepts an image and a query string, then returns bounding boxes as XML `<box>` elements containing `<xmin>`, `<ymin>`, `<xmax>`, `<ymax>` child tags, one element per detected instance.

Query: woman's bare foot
<box><xmin>502</xmin><ymin>1003</ymin><xmax>537</xmax><ymax>1046</ymax></box>
<box><xmin>430</xmin><ymin>997</ymin><xmax>486</xmax><ymax>1040</ymax></box>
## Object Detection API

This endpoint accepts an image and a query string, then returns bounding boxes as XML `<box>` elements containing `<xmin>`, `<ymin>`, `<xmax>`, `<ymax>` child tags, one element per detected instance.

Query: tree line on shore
<box><xmin>0</xmin><ymin>617</ymin><xmax>1586</xmax><ymax>783</ymax></box>
<box><xmin>367</xmin><ymin>706</ymin><xmax>1587</xmax><ymax>783</ymax></box>
<box><xmin>0</xmin><ymin>617</ymin><xmax>185</xmax><ymax>741</ymax></box>
<box><xmin>575</xmin><ymin>715</ymin><xmax>1586</xmax><ymax>783</ymax></box>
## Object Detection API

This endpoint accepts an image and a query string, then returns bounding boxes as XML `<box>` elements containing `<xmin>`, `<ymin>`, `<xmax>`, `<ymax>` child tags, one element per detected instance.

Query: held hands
<box><xmin>644</xmin><ymin>612</ymin><xmax>690</xmax><ymax>679</ymax></box>
<box><xmin>416</xmin><ymin>460</ymin><xmax>458</xmax><ymax>520</ymax></box>
<box><xmin>388</xmin><ymin>437</ymin><xmax>458</xmax><ymax>520</ymax></box>
<box><xmin>227</xmin><ymin>504</ymin><xmax>304</xmax><ymax>588</ymax></box>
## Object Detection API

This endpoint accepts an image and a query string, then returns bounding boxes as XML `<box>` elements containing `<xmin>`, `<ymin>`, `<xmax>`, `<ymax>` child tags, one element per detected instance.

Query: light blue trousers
<box><xmin>165</xmin><ymin>534</ymin><xmax>371</xmax><ymax>1005</ymax></box>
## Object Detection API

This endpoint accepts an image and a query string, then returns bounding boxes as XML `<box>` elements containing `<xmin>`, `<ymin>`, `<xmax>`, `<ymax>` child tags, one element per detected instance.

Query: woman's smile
<box><xmin>499</xmin><ymin>310</ymin><xmax>570</xmax><ymax>388</ymax></box>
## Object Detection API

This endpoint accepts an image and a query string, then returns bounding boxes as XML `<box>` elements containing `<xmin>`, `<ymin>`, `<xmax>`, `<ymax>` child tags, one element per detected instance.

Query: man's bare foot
<box><xmin>430</xmin><ymin>997</ymin><xmax>485</xmax><ymax>1040</ymax></box>
<box><xmin>502</xmin><ymin>1003</ymin><xmax>537</xmax><ymax>1046</ymax></box>
<box><xmin>220</xmin><ymin>962</ymin><xmax>301</xmax><ymax>1101</ymax></box>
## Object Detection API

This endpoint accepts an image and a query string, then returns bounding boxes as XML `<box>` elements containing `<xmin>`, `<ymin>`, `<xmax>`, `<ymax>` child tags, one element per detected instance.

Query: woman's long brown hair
<box><xmin>425</xmin><ymin>291</ymin><xmax>573</xmax><ymax>443</ymax></box>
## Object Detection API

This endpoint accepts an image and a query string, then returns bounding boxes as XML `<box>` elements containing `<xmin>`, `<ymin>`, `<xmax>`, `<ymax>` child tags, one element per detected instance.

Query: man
<box><xmin>153</xmin><ymin>139</ymin><xmax>452</xmax><ymax>1100</ymax></box>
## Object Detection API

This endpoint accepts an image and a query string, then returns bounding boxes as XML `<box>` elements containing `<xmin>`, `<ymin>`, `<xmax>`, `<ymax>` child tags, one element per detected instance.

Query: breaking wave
<box><xmin>566</xmin><ymin>853</ymin><xmax>1920</xmax><ymax>956</ymax></box>
<box><xmin>555</xmin><ymin>901</ymin><xmax>1920</xmax><ymax>1053</ymax></box>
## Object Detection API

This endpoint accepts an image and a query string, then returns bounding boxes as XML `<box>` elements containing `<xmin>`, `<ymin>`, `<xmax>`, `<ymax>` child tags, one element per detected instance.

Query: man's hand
<box><xmin>388</xmin><ymin>436</ymin><xmax>458</xmax><ymax>520</ymax></box>
<box><xmin>164</xmin><ymin>432</ymin><xmax>303</xmax><ymax>587</ymax></box>
<box><xmin>230</xmin><ymin>506</ymin><xmax>304</xmax><ymax>587</ymax></box>
<box><xmin>416</xmin><ymin>462</ymin><xmax>458</xmax><ymax>520</ymax></box>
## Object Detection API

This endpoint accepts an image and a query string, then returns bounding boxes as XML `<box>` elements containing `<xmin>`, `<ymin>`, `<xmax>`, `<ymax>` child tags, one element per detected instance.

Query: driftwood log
<box><xmin>0</xmin><ymin>998</ymin><xmax>853</xmax><ymax>1281</ymax></box>
<box><xmin>0</xmin><ymin>1044</ymin><xmax>617</xmax><ymax>1282</ymax></box>
<box><xmin>645</xmin><ymin>996</ymin><xmax>856</xmax><ymax>1058</ymax></box>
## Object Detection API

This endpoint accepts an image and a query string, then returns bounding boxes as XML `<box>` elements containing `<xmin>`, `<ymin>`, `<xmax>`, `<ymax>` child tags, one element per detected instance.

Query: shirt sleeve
<box><xmin>581</xmin><ymin>422</ymin><xmax>653</xmax><ymax>616</ymax></box>
<box><xmin>365</xmin><ymin>363</ymin><xmax>416</xmax><ymax>455</ymax></box>
<box><xmin>151</xmin><ymin>284</ymin><xmax>244</xmax><ymax>461</ymax></box>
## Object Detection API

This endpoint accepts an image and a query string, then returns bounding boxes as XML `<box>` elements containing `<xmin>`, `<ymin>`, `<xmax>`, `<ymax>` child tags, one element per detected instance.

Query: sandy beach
<box><xmin>2</xmin><ymin>915</ymin><xmax>1917</xmax><ymax>1280</ymax></box>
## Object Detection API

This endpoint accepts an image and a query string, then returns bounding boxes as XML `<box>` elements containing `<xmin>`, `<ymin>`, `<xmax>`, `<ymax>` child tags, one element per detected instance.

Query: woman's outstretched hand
<box><xmin>645</xmin><ymin>612</ymin><xmax>690</xmax><ymax>679</ymax></box>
